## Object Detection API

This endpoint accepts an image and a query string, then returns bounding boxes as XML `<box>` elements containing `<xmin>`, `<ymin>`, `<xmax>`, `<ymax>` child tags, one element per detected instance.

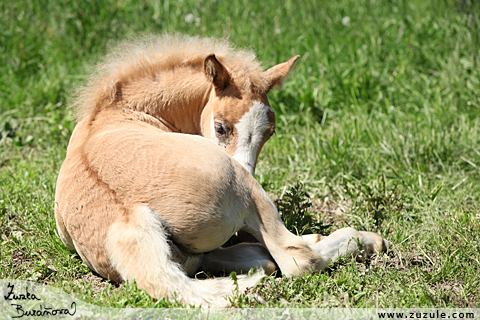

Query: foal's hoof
<box><xmin>358</xmin><ymin>231</ymin><xmax>392</xmax><ymax>257</ymax></box>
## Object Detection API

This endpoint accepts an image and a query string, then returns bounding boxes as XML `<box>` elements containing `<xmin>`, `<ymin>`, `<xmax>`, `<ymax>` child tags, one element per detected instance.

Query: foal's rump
<box><xmin>55</xmin><ymin>118</ymin><xmax>261</xmax><ymax>304</ymax></box>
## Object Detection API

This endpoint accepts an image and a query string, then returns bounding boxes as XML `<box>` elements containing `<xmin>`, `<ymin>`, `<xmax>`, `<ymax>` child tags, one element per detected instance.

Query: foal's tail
<box><xmin>106</xmin><ymin>206</ymin><xmax>263</xmax><ymax>307</ymax></box>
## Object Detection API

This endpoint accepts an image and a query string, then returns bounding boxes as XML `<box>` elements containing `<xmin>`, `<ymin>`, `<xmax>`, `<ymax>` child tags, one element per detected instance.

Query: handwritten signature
<box><xmin>10</xmin><ymin>303</ymin><xmax>76</xmax><ymax>318</ymax></box>
<box><xmin>4</xmin><ymin>283</ymin><xmax>40</xmax><ymax>301</ymax></box>
<box><xmin>4</xmin><ymin>282</ymin><xmax>76</xmax><ymax>318</ymax></box>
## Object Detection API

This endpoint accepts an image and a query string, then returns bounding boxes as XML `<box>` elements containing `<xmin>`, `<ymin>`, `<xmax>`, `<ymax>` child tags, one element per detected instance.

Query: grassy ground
<box><xmin>1</xmin><ymin>0</ymin><xmax>479</xmax><ymax>308</ymax></box>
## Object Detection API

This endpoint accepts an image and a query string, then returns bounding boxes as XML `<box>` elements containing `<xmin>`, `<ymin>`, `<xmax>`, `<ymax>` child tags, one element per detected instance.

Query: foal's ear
<box><xmin>264</xmin><ymin>55</ymin><xmax>300</xmax><ymax>91</ymax></box>
<box><xmin>204</xmin><ymin>54</ymin><xmax>230</xmax><ymax>91</ymax></box>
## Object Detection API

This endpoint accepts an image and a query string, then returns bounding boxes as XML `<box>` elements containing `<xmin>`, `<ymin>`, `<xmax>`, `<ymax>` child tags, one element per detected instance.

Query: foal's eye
<box><xmin>214</xmin><ymin>122</ymin><xmax>226</xmax><ymax>135</ymax></box>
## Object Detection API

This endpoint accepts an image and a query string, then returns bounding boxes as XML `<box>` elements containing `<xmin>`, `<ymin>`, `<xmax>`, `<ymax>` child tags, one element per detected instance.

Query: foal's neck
<box><xmin>122</xmin><ymin>67</ymin><xmax>212</xmax><ymax>134</ymax></box>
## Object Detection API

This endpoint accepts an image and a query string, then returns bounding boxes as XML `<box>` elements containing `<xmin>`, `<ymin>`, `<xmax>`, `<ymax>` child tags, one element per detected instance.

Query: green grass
<box><xmin>1</xmin><ymin>0</ymin><xmax>479</xmax><ymax>308</ymax></box>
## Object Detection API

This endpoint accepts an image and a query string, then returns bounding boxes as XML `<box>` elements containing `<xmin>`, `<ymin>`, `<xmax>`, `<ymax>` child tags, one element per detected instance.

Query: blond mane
<box><xmin>73</xmin><ymin>34</ymin><xmax>270</xmax><ymax>121</ymax></box>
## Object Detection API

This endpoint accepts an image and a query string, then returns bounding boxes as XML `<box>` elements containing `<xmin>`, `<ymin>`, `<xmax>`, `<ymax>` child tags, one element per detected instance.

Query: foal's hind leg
<box><xmin>238</xmin><ymin>179</ymin><xmax>325</xmax><ymax>275</ymax></box>
<box><xmin>106</xmin><ymin>205</ymin><xmax>263</xmax><ymax>307</ymax></box>
<box><xmin>310</xmin><ymin>227</ymin><xmax>390</xmax><ymax>265</ymax></box>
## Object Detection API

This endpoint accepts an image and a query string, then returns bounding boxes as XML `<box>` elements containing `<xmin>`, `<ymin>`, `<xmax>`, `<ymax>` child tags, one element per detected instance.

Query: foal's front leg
<box><xmin>227</xmin><ymin>164</ymin><xmax>391</xmax><ymax>277</ymax></box>
<box><xmin>200</xmin><ymin>228</ymin><xmax>390</xmax><ymax>277</ymax></box>
<box><xmin>310</xmin><ymin>227</ymin><xmax>391</xmax><ymax>265</ymax></box>
<box><xmin>239</xmin><ymin>183</ymin><xmax>325</xmax><ymax>275</ymax></box>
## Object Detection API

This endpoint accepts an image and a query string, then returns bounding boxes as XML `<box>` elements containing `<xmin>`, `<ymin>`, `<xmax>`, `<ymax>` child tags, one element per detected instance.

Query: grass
<box><xmin>1</xmin><ymin>0</ymin><xmax>479</xmax><ymax>309</ymax></box>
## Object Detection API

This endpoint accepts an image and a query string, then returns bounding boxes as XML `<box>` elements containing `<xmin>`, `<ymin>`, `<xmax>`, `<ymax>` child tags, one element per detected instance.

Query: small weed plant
<box><xmin>276</xmin><ymin>182</ymin><xmax>331</xmax><ymax>236</ymax></box>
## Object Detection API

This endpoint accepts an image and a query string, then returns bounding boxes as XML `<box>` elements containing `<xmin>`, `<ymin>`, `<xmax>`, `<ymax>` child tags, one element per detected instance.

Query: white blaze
<box><xmin>233</xmin><ymin>100</ymin><xmax>271</xmax><ymax>176</ymax></box>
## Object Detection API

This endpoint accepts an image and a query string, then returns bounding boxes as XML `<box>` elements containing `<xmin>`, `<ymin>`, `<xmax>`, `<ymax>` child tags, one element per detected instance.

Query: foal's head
<box><xmin>200</xmin><ymin>54</ymin><xmax>300</xmax><ymax>176</ymax></box>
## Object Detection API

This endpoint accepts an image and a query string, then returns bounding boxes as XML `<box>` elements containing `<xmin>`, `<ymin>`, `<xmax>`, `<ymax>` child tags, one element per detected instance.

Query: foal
<box><xmin>55</xmin><ymin>35</ymin><xmax>389</xmax><ymax>307</ymax></box>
